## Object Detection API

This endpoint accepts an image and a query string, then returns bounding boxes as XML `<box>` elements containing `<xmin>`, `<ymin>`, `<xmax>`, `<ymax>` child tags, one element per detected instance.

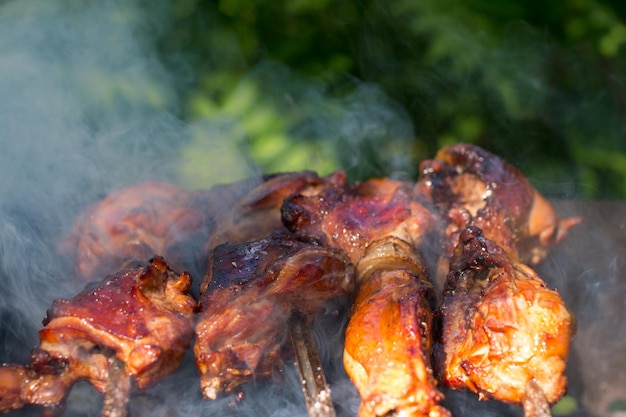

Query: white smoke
<box><xmin>0</xmin><ymin>1</ymin><xmax>361</xmax><ymax>416</ymax></box>
<box><xmin>0</xmin><ymin>0</ymin><xmax>183</xmax><ymax>388</ymax></box>
<box><xmin>0</xmin><ymin>0</ymin><xmax>181</xmax><ymax>310</ymax></box>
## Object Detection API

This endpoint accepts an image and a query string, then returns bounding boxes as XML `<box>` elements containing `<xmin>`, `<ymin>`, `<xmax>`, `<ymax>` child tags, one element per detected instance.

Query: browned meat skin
<box><xmin>283</xmin><ymin>178</ymin><xmax>449</xmax><ymax>417</ymax></box>
<box><xmin>0</xmin><ymin>257</ymin><xmax>196</xmax><ymax>415</ymax></box>
<box><xmin>198</xmin><ymin>170</ymin><xmax>346</xmax><ymax>294</ymax></box>
<box><xmin>436</xmin><ymin>226</ymin><xmax>574</xmax><ymax>405</ymax></box>
<box><xmin>345</xmin><ymin>238</ymin><xmax>450</xmax><ymax>417</ymax></box>
<box><xmin>40</xmin><ymin>256</ymin><xmax>196</xmax><ymax>393</ymax></box>
<box><xmin>282</xmin><ymin>177</ymin><xmax>438</xmax><ymax>265</ymax></box>
<box><xmin>417</xmin><ymin>143</ymin><xmax>581</xmax><ymax>266</ymax></box>
<box><xmin>61</xmin><ymin>181</ymin><xmax>213</xmax><ymax>282</ymax></box>
<box><xmin>193</xmin><ymin>171</ymin><xmax>352</xmax><ymax>400</ymax></box>
<box><xmin>194</xmin><ymin>231</ymin><xmax>355</xmax><ymax>400</ymax></box>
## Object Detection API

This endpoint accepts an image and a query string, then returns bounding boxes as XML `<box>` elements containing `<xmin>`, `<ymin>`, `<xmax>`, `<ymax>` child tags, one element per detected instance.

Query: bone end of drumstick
<box><xmin>523</xmin><ymin>379</ymin><xmax>552</xmax><ymax>417</ymax></box>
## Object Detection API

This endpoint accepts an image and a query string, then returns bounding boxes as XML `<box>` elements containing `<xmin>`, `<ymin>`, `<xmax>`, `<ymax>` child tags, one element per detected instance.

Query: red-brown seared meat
<box><xmin>194</xmin><ymin>231</ymin><xmax>355</xmax><ymax>400</ymax></box>
<box><xmin>417</xmin><ymin>143</ymin><xmax>581</xmax><ymax>266</ymax></box>
<box><xmin>40</xmin><ymin>256</ymin><xmax>196</xmax><ymax>393</ymax></box>
<box><xmin>282</xmin><ymin>177</ymin><xmax>438</xmax><ymax>265</ymax></box>
<box><xmin>436</xmin><ymin>226</ymin><xmax>574</xmax><ymax>406</ymax></box>
<box><xmin>0</xmin><ymin>257</ymin><xmax>196</xmax><ymax>415</ymax></box>
<box><xmin>62</xmin><ymin>181</ymin><xmax>212</xmax><ymax>282</ymax></box>
<box><xmin>282</xmin><ymin>178</ymin><xmax>449</xmax><ymax>417</ymax></box>
<box><xmin>197</xmin><ymin>170</ymin><xmax>346</xmax><ymax>296</ymax></box>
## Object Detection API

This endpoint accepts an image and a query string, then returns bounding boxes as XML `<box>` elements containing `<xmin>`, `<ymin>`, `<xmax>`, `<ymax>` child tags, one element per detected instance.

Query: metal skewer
<box><xmin>523</xmin><ymin>379</ymin><xmax>552</xmax><ymax>417</ymax></box>
<box><xmin>101</xmin><ymin>356</ymin><xmax>131</xmax><ymax>417</ymax></box>
<box><xmin>289</xmin><ymin>311</ymin><xmax>337</xmax><ymax>417</ymax></box>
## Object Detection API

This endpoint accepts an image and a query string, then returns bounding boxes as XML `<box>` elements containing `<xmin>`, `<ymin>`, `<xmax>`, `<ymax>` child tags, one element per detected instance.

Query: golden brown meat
<box><xmin>193</xmin><ymin>171</ymin><xmax>352</xmax><ymax>400</ymax></box>
<box><xmin>62</xmin><ymin>181</ymin><xmax>212</xmax><ymax>281</ymax></box>
<box><xmin>345</xmin><ymin>238</ymin><xmax>450</xmax><ymax>417</ymax></box>
<box><xmin>417</xmin><ymin>144</ymin><xmax>581</xmax><ymax>293</ymax></box>
<box><xmin>283</xmin><ymin>178</ymin><xmax>449</xmax><ymax>417</ymax></box>
<box><xmin>0</xmin><ymin>257</ymin><xmax>196</xmax><ymax>415</ymax></box>
<box><xmin>194</xmin><ymin>231</ymin><xmax>354</xmax><ymax>399</ymax></box>
<box><xmin>436</xmin><ymin>226</ymin><xmax>574</xmax><ymax>406</ymax></box>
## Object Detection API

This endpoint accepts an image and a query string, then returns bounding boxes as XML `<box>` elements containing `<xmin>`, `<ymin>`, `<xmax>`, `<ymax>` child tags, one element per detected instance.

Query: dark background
<box><xmin>150</xmin><ymin>0</ymin><xmax>626</xmax><ymax>198</ymax></box>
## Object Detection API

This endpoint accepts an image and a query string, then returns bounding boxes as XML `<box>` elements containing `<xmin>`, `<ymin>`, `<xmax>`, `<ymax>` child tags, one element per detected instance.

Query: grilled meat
<box><xmin>204</xmin><ymin>171</ymin><xmax>346</xmax><ymax>253</ymax></box>
<box><xmin>1</xmin><ymin>257</ymin><xmax>196</xmax><ymax>415</ymax></box>
<box><xmin>417</xmin><ymin>144</ymin><xmax>581</xmax><ymax>289</ymax></box>
<box><xmin>193</xmin><ymin>171</ymin><xmax>353</xmax><ymax>400</ymax></box>
<box><xmin>436</xmin><ymin>226</ymin><xmax>574</xmax><ymax>406</ymax></box>
<box><xmin>418</xmin><ymin>143</ymin><xmax>581</xmax><ymax>265</ymax></box>
<box><xmin>194</xmin><ymin>231</ymin><xmax>355</xmax><ymax>399</ymax></box>
<box><xmin>40</xmin><ymin>256</ymin><xmax>196</xmax><ymax>392</ymax></box>
<box><xmin>282</xmin><ymin>177</ymin><xmax>438</xmax><ymax>264</ymax></box>
<box><xmin>345</xmin><ymin>238</ymin><xmax>450</xmax><ymax>417</ymax></box>
<box><xmin>283</xmin><ymin>177</ymin><xmax>449</xmax><ymax>417</ymax></box>
<box><xmin>3</xmin><ymin>145</ymin><xmax>579</xmax><ymax>416</ymax></box>
<box><xmin>62</xmin><ymin>181</ymin><xmax>212</xmax><ymax>281</ymax></box>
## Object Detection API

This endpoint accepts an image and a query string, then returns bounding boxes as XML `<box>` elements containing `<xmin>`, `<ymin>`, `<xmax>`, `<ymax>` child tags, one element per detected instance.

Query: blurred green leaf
<box><xmin>146</xmin><ymin>0</ymin><xmax>626</xmax><ymax>198</ymax></box>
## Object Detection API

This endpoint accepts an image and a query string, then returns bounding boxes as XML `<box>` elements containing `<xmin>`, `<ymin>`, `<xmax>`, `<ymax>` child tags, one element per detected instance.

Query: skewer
<box><xmin>101</xmin><ymin>356</ymin><xmax>131</xmax><ymax>417</ymax></box>
<box><xmin>289</xmin><ymin>311</ymin><xmax>337</xmax><ymax>417</ymax></box>
<box><xmin>523</xmin><ymin>379</ymin><xmax>552</xmax><ymax>417</ymax></box>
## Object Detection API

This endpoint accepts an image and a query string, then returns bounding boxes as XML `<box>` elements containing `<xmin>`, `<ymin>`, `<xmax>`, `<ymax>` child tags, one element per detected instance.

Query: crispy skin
<box><xmin>62</xmin><ymin>181</ymin><xmax>212</xmax><ymax>281</ymax></box>
<box><xmin>283</xmin><ymin>178</ymin><xmax>448</xmax><ymax>417</ymax></box>
<box><xmin>40</xmin><ymin>256</ymin><xmax>196</xmax><ymax>393</ymax></box>
<box><xmin>436</xmin><ymin>227</ymin><xmax>574</xmax><ymax>405</ymax></box>
<box><xmin>345</xmin><ymin>272</ymin><xmax>446</xmax><ymax>417</ymax></box>
<box><xmin>417</xmin><ymin>143</ymin><xmax>581</xmax><ymax>266</ymax></box>
<box><xmin>194</xmin><ymin>232</ymin><xmax>355</xmax><ymax>399</ymax></box>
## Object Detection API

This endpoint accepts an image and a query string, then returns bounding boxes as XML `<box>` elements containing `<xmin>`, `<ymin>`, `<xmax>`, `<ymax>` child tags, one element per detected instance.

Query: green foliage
<box><xmin>156</xmin><ymin>0</ymin><xmax>626</xmax><ymax>198</ymax></box>
<box><xmin>608</xmin><ymin>398</ymin><xmax>626</xmax><ymax>412</ymax></box>
<box><xmin>552</xmin><ymin>395</ymin><xmax>578</xmax><ymax>415</ymax></box>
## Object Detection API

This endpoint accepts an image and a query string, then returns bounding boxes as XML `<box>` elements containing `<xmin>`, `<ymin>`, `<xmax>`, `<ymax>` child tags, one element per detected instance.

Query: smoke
<box><xmin>0</xmin><ymin>1</ymin><xmax>368</xmax><ymax>416</ymax></box>
<box><xmin>0</xmin><ymin>1</ymin><xmax>601</xmax><ymax>416</ymax></box>
<box><xmin>0</xmin><ymin>0</ymin><xmax>184</xmax><ymax>346</ymax></box>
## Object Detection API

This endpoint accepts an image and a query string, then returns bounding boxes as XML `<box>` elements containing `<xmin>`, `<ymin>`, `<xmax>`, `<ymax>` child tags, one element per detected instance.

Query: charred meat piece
<box><xmin>198</xmin><ymin>170</ymin><xmax>347</xmax><ymax>295</ymax></box>
<box><xmin>417</xmin><ymin>143</ymin><xmax>581</xmax><ymax>266</ymax></box>
<box><xmin>194</xmin><ymin>231</ymin><xmax>355</xmax><ymax>400</ymax></box>
<box><xmin>62</xmin><ymin>181</ymin><xmax>212</xmax><ymax>281</ymax></box>
<box><xmin>0</xmin><ymin>257</ymin><xmax>196</xmax><ymax>415</ymax></box>
<box><xmin>283</xmin><ymin>178</ymin><xmax>449</xmax><ymax>417</ymax></box>
<box><xmin>436</xmin><ymin>226</ymin><xmax>574</xmax><ymax>406</ymax></box>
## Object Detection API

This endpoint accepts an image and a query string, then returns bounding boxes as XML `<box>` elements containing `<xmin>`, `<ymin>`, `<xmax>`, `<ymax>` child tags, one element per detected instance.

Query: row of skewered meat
<box><xmin>0</xmin><ymin>144</ymin><xmax>580</xmax><ymax>417</ymax></box>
